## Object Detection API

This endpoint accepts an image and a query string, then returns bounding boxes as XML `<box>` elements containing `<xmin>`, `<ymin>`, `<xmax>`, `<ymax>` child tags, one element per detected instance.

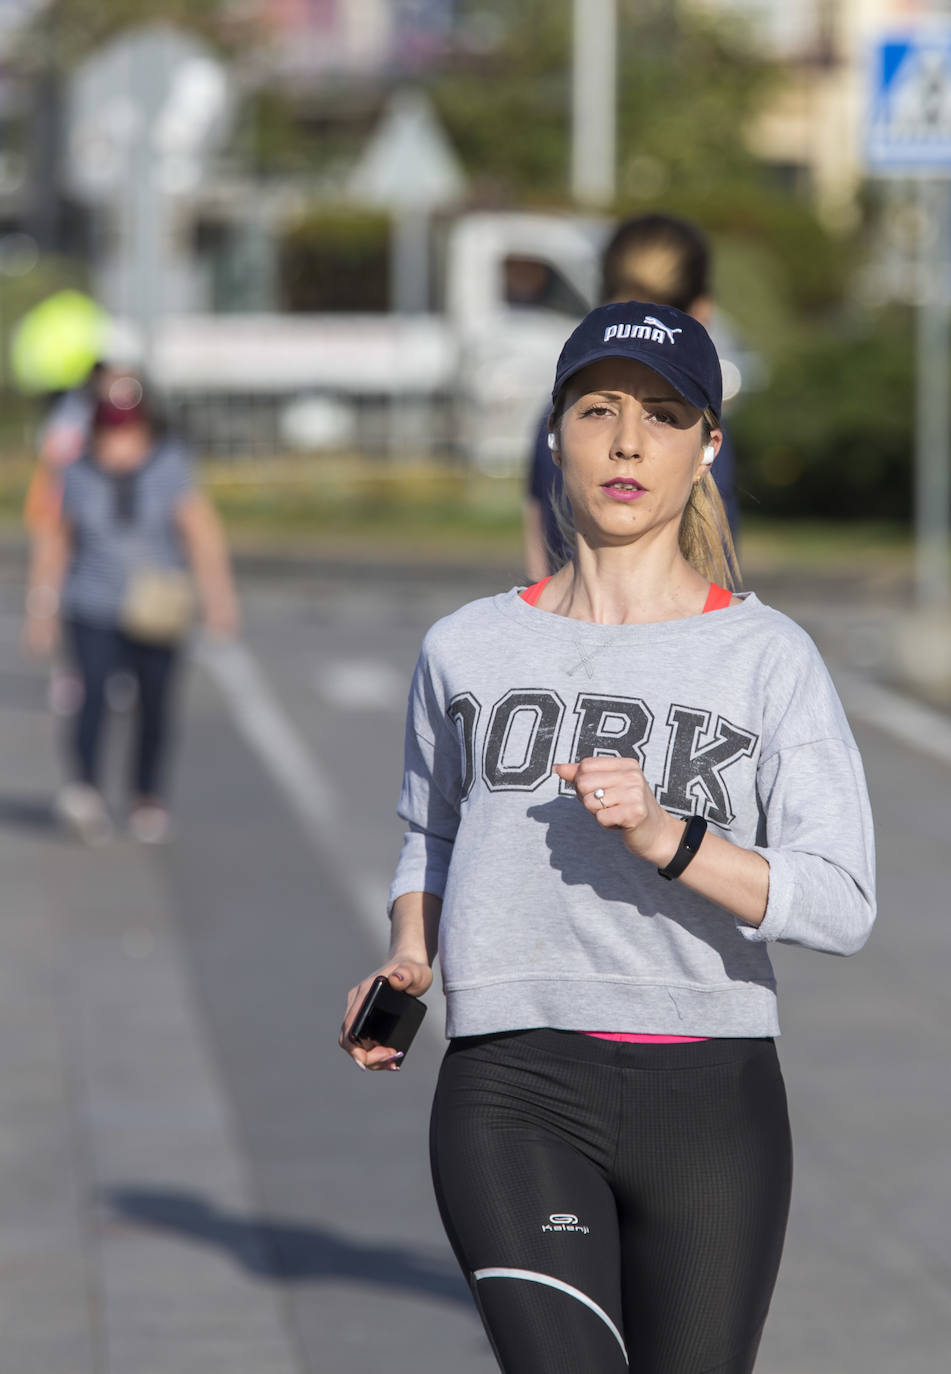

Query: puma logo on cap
<box><xmin>603</xmin><ymin>316</ymin><xmax>683</xmax><ymax>345</ymax></box>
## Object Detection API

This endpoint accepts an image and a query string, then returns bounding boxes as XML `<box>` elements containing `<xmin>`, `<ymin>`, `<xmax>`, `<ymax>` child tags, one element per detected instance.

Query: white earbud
<box><xmin>701</xmin><ymin>444</ymin><xmax>715</xmax><ymax>466</ymax></box>
<box><xmin>547</xmin><ymin>432</ymin><xmax>558</xmax><ymax>452</ymax></box>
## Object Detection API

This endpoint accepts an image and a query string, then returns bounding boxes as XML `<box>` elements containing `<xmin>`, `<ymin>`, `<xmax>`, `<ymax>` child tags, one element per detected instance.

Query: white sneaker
<box><xmin>129</xmin><ymin>804</ymin><xmax>170</xmax><ymax>845</ymax></box>
<box><xmin>56</xmin><ymin>784</ymin><xmax>113</xmax><ymax>846</ymax></box>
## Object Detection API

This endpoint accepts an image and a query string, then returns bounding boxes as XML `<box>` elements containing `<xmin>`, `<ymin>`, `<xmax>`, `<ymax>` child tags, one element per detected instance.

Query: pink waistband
<box><xmin>583</xmin><ymin>1032</ymin><xmax>709</xmax><ymax>1044</ymax></box>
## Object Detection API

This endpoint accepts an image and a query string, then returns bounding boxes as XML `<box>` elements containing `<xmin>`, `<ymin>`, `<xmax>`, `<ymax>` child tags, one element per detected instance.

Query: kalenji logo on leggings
<box><xmin>542</xmin><ymin>1212</ymin><xmax>590</xmax><ymax>1235</ymax></box>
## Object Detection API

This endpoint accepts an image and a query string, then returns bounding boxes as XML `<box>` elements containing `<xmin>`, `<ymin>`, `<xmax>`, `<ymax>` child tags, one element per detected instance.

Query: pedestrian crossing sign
<box><xmin>867</xmin><ymin>30</ymin><xmax>951</xmax><ymax>172</ymax></box>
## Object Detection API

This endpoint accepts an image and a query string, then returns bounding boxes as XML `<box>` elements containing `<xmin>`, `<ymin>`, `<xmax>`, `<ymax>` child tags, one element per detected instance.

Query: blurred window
<box><xmin>279</xmin><ymin>211</ymin><xmax>390</xmax><ymax>313</ymax></box>
<box><xmin>502</xmin><ymin>255</ymin><xmax>588</xmax><ymax>316</ymax></box>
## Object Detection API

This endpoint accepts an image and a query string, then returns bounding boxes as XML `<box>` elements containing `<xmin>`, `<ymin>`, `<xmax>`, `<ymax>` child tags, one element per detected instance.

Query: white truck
<box><xmin>146</xmin><ymin>211</ymin><xmax>597</xmax><ymax>470</ymax></box>
<box><xmin>145</xmin><ymin>210</ymin><xmax>753</xmax><ymax>469</ymax></box>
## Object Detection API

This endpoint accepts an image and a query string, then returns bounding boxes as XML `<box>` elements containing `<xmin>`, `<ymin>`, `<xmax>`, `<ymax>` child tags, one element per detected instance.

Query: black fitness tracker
<box><xmin>657</xmin><ymin>815</ymin><xmax>708</xmax><ymax>881</ymax></box>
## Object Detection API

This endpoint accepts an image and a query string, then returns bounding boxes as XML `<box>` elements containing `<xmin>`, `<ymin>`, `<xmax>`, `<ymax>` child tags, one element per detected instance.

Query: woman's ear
<box><xmin>547</xmin><ymin>429</ymin><xmax>562</xmax><ymax>467</ymax></box>
<box><xmin>694</xmin><ymin>429</ymin><xmax>722</xmax><ymax>482</ymax></box>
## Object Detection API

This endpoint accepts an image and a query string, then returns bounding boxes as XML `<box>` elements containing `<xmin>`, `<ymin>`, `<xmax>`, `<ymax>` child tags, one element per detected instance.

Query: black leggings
<box><xmin>65</xmin><ymin>618</ymin><xmax>180</xmax><ymax>798</ymax></box>
<box><xmin>430</xmin><ymin>1029</ymin><xmax>792</xmax><ymax>1374</ymax></box>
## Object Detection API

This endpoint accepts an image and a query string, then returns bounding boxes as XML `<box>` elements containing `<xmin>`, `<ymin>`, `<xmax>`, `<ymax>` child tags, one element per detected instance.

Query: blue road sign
<box><xmin>867</xmin><ymin>30</ymin><xmax>951</xmax><ymax>173</ymax></box>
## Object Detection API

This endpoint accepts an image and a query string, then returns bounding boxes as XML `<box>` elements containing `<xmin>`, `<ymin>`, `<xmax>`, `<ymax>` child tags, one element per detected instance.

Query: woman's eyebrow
<box><xmin>583</xmin><ymin>390</ymin><xmax>683</xmax><ymax>403</ymax></box>
<box><xmin>578</xmin><ymin>390</ymin><xmax>686</xmax><ymax>406</ymax></box>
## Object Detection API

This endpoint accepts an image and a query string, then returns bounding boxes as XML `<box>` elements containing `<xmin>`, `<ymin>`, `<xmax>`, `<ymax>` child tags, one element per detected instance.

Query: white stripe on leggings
<box><xmin>473</xmin><ymin>1267</ymin><xmax>628</xmax><ymax>1363</ymax></box>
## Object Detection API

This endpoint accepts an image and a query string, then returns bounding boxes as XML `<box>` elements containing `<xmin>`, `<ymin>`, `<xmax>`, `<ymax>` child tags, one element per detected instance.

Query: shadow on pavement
<box><xmin>0</xmin><ymin>793</ymin><xmax>58</xmax><ymax>833</ymax></box>
<box><xmin>103</xmin><ymin>1186</ymin><xmax>471</xmax><ymax>1307</ymax></box>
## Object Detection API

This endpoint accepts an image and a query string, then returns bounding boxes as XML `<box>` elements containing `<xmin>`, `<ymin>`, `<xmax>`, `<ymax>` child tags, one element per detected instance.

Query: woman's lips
<box><xmin>601</xmin><ymin>480</ymin><xmax>646</xmax><ymax>502</ymax></box>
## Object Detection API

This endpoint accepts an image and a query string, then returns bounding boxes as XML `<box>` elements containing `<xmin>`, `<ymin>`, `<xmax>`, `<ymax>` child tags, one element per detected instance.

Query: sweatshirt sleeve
<box><xmin>387</xmin><ymin>638</ymin><xmax>462</xmax><ymax>914</ymax></box>
<box><xmin>738</xmin><ymin>631</ymin><xmax>876</xmax><ymax>956</ymax></box>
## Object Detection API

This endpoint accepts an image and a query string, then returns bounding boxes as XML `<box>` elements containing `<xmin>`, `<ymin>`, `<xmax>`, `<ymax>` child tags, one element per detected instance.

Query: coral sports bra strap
<box><xmin>520</xmin><ymin>577</ymin><xmax>552</xmax><ymax>607</ymax></box>
<box><xmin>523</xmin><ymin>579</ymin><xmax>731</xmax><ymax>614</ymax></box>
<box><xmin>703</xmin><ymin>583</ymin><xmax>733</xmax><ymax>612</ymax></box>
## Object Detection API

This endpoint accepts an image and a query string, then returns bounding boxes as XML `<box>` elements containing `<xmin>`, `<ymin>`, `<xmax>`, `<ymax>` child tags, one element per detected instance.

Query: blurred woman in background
<box><xmin>23</xmin><ymin>380</ymin><xmax>239</xmax><ymax>845</ymax></box>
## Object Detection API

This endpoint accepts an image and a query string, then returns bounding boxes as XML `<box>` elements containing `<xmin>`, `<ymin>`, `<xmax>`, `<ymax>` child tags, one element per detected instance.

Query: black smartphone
<box><xmin>348</xmin><ymin>976</ymin><xmax>428</xmax><ymax>1058</ymax></box>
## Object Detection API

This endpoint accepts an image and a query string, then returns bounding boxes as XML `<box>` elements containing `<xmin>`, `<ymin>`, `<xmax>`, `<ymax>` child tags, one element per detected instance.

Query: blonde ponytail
<box><xmin>679</xmin><ymin>472</ymin><xmax>740</xmax><ymax>590</ymax></box>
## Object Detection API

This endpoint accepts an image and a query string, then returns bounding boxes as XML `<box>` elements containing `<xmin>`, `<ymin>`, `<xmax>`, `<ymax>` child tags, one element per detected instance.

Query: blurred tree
<box><xmin>240</xmin><ymin>87</ymin><xmax>378</xmax><ymax>181</ymax></box>
<box><xmin>731</xmin><ymin>310</ymin><xmax>916</xmax><ymax>519</ymax></box>
<box><xmin>17</xmin><ymin>0</ymin><xmax>253</xmax><ymax>65</ymax></box>
<box><xmin>427</xmin><ymin>2</ymin><xmax>854</xmax><ymax>318</ymax></box>
<box><xmin>426</xmin><ymin>0</ymin><xmax>573</xmax><ymax>197</ymax></box>
<box><xmin>669</xmin><ymin>183</ymin><xmax>854</xmax><ymax>319</ymax></box>
<box><xmin>426</xmin><ymin>0</ymin><xmax>856</xmax><ymax>339</ymax></box>
<box><xmin>429</xmin><ymin>0</ymin><xmax>774</xmax><ymax>200</ymax></box>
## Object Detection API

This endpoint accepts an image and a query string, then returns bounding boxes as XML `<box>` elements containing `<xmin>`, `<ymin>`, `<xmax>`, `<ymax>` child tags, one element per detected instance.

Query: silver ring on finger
<box><xmin>593</xmin><ymin>787</ymin><xmax>607</xmax><ymax>809</ymax></box>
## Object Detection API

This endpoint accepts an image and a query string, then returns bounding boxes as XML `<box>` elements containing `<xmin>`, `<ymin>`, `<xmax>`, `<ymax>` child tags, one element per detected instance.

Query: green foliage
<box><xmin>429</xmin><ymin>0</ymin><xmax>773</xmax><ymax>202</ymax></box>
<box><xmin>614</xmin><ymin>2</ymin><xmax>775</xmax><ymax>194</ymax></box>
<box><xmin>731</xmin><ymin>310</ymin><xmax>916</xmax><ymax>520</ymax></box>
<box><xmin>661</xmin><ymin>182</ymin><xmax>854</xmax><ymax>318</ymax></box>
<box><xmin>241</xmin><ymin>90</ymin><xmax>318</xmax><ymax>178</ymax></box>
<box><xmin>427</xmin><ymin>0</ymin><xmax>572</xmax><ymax>196</ymax></box>
<box><xmin>428</xmin><ymin>1</ymin><xmax>854</xmax><ymax>334</ymax></box>
<box><xmin>20</xmin><ymin>0</ymin><xmax>248</xmax><ymax>67</ymax></box>
<box><xmin>238</xmin><ymin>87</ymin><xmax>375</xmax><ymax>179</ymax></box>
<box><xmin>202</xmin><ymin>459</ymin><xmax>525</xmax><ymax>555</ymax></box>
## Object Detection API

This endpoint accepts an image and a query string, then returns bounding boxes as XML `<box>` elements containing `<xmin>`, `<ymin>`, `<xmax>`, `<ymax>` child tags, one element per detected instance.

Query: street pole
<box><xmin>391</xmin><ymin>208</ymin><xmax>429</xmax><ymax>316</ymax></box>
<box><xmin>915</xmin><ymin>176</ymin><xmax>951</xmax><ymax>610</ymax></box>
<box><xmin>571</xmin><ymin>0</ymin><xmax>617</xmax><ymax>206</ymax></box>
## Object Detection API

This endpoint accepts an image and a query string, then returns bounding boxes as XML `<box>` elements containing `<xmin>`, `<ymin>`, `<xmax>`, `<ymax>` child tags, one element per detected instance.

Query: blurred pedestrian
<box><xmin>22</xmin><ymin>384</ymin><xmax>239</xmax><ymax>845</ymax></box>
<box><xmin>341</xmin><ymin>301</ymin><xmax>875</xmax><ymax>1372</ymax></box>
<box><xmin>524</xmin><ymin>211</ymin><xmax>741</xmax><ymax>579</ymax></box>
<box><xmin>23</xmin><ymin>364</ymin><xmax>129</xmax><ymax>719</ymax></box>
<box><xmin>22</xmin><ymin>362</ymin><xmax>118</xmax><ymax>536</ymax></box>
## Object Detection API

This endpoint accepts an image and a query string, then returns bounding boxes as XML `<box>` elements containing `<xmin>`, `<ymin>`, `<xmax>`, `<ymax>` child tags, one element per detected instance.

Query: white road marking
<box><xmin>196</xmin><ymin>636</ymin><xmax>446</xmax><ymax>1042</ymax></box>
<box><xmin>834</xmin><ymin>669</ymin><xmax>951</xmax><ymax>768</ymax></box>
<box><xmin>197</xmin><ymin>637</ymin><xmax>386</xmax><ymax>928</ymax></box>
<box><xmin>314</xmin><ymin>658</ymin><xmax>407</xmax><ymax>712</ymax></box>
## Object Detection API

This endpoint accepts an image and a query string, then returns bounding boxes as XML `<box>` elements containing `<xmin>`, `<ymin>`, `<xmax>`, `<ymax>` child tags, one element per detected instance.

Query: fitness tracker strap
<box><xmin>657</xmin><ymin>815</ymin><xmax>708</xmax><ymax>881</ymax></box>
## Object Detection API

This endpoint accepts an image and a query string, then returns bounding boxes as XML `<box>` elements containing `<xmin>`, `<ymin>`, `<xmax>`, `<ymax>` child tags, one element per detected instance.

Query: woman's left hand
<box><xmin>554</xmin><ymin>757</ymin><xmax>683</xmax><ymax>867</ymax></box>
<box><xmin>22</xmin><ymin>612</ymin><xmax>59</xmax><ymax>658</ymax></box>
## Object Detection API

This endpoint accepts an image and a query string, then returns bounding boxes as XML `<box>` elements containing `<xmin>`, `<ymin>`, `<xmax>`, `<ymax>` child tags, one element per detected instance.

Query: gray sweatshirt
<box><xmin>388</xmin><ymin>589</ymin><xmax>876</xmax><ymax>1039</ymax></box>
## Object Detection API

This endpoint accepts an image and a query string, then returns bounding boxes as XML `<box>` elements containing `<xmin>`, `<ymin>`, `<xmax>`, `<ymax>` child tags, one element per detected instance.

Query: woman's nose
<box><xmin>611</xmin><ymin>416</ymin><xmax>642</xmax><ymax>460</ymax></box>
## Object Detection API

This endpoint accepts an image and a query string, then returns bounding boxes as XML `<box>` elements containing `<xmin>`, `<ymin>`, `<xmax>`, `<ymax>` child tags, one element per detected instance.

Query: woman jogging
<box><xmin>340</xmin><ymin>301</ymin><xmax>876</xmax><ymax>1373</ymax></box>
<box><xmin>23</xmin><ymin>384</ymin><xmax>239</xmax><ymax>845</ymax></box>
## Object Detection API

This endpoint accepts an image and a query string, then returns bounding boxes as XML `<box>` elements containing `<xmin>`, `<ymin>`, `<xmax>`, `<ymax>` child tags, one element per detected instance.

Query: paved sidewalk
<box><xmin>0</xmin><ymin>645</ymin><xmax>301</xmax><ymax>1374</ymax></box>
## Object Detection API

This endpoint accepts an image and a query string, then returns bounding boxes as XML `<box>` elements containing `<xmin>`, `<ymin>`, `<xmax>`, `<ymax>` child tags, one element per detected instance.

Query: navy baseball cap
<box><xmin>552</xmin><ymin>301</ymin><xmax>723</xmax><ymax>420</ymax></box>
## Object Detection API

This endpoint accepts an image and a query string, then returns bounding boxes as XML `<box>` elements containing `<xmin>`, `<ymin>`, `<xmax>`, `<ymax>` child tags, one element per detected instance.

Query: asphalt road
<box><xmin>0</xmin><ymin>557</ymin><xmax>948</xmax><ymax>1373</ymax></box>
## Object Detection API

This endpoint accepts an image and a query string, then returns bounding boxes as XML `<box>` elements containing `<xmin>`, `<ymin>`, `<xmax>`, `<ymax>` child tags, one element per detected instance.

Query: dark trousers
<box><xmin>64</xmin><ymin>618</ymin><xmax>180</xmax><ymax>798</ymax></box>
<box><xmin>431</xmin><ymin>1029</ymin><xmax>793</xmax><ymax>1374</ymax></box>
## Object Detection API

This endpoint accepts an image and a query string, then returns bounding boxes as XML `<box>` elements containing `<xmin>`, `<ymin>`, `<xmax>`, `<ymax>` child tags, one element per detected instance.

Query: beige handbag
<box><xmin>120</xmin><ymin>567</ymin><xmax>195</xmax><ymax>644</ymax></box>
